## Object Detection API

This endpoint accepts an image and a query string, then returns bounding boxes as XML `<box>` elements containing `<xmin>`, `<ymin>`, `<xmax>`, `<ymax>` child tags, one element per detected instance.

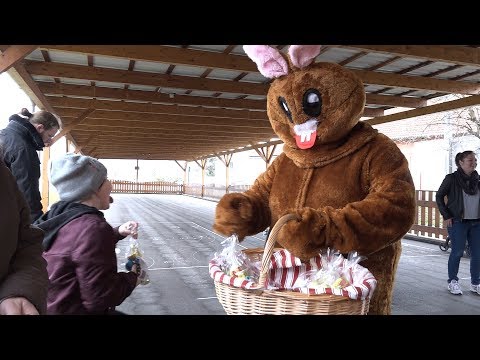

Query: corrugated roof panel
<box><xmin>159</xmin><ymin>87</ymin><xmax>192</xmax><ymax>94</ymax></box>
<box><xmin>171</xmin><ymin>65</ymin><xmax>206</xmax><ymax>77</ymax></box>
<box><xmin>382</xmin><ymin>87</ymin><xmax>415</xmax><ymax>95</ymax></box>
<box><xmin>93</xmin><ymin>55</ymin><xmax>130</xmax><ymax>70</ymax></box>
<box><xmin>60</xmin><ymin>78</ymin><xmax>91</xmax><ymax>86</ymax></box>
<box><xmin>207</xmin><ymin>69</ymin><xmax>243</xmax><ymax>80</ymax></box>
<box><xmin>462</xmin><ymin>73</ymin><xmax>480</xmax><ymax>81</ymax></box>
<box><xmin>127</xmin><ymin>84</ymin><xmax>157</xmax><ymax>91</ymax></box>
<box><xmin>364</xmin><ymin>85</ymin><xmax>387</xmax><ymax>92</ymax></box>
<box><xmin>407</xmin><ymin>62</ymin><xmax>454</xmax><ymax>76</ymax></box>
<box><xmin>186</xmin><ymin>90</ymin><xmax>219</xmax><ymax>97</ymax></box>
<box><xmin>435</xmin><ymin>65</ymin><xmax>480</xmax><ymax>79</ymax></box>
<box><xmin>240</xmin><ymin>73</ymin><xmax>267</xmax><ymax>83</ymax></box>
<box><xmin>344</xmin><ymin>53</ymin><xmax>396</xmax><ymax>70</ymax></box>
<box><xmin>31</xmin><ymin>76</ymin><xmax>55</xmax><ymax>83</ymax></box>
<box><xmin>133</xmin><ymin>61</ymin><xmax>170</xmax><ymax>74</ymax></box>
<box><xmin>48</xmin><ymin>51</ymin><xmax>88</xmax><ymax>66</ymax></box>
<box><xmin>189</xmin><ymin>45</ymin><xmax>229</xmax><ymax>52</ymax></box>
<box><xmin>316</xmin><ymin>47</ymin><xmax>358</xmax><ymax>64</ymax></box>
<box><xmin>244</xmin><ymin>95</ymin><xmax>267</xmax><ymax>101</ymax></box>
<box><xmin>24</xmin><ymin>49</ymin><xmax>45</xmax><ymax>61</ymax></box>
<box><xmin>93</xmin><ymin>81</ymin><xmax>125</xmax><ymax>89</ymax></box>
<box><xmin>230</xmin><ymin>45</ymin><xmax>245</xmax><ymax>55</ymax></box>
<box><xmin>60</xmin><ymin>94</ymin><xmax>93</xmax><ymax>100</ymax></box>
<box><xmin>216</xmin><ymin>93</ymin><xmax>243</xmax><ymax>99</ymax></box>
<box><xmin>406</xmin><ymin>90</ymin><xmax>439</xmax><ymax>97</ymax></box>
<box><xmin>378</xmin><ymin>58</ymin><xmax>425</xmax><ymax>73</ymax></box>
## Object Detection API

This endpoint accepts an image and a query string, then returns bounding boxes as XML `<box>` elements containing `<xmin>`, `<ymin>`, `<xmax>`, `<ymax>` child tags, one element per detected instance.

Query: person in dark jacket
<box><xmin>34</xmin><ymin>153</ymin><xmax>141</xmax><ymax>315</ymax></box>
<box><xmin>436</xmin><ymin>150</ymin><xmax>480</xmax><ymax>296</ymax></box>
<box><xmin>0</xmin><ymin>152</ymin><xmax>48</xmax><ymax>315</ymax></box>
<box><xmin>0</xmin><ymin>108</ymin><xmax>60</xmax><ymax>223</ymax></box>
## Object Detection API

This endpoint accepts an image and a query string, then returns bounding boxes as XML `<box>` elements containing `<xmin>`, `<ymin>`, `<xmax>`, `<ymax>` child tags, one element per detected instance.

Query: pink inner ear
<box><xmin>289</xmin><ymin>45</ymin><xmax>322</xmax><ymax>69</ymax></box>
<box><xmin>243</xmin><ymin>45</ymin><xmax>289</xmax><ymax>79</ymax></box>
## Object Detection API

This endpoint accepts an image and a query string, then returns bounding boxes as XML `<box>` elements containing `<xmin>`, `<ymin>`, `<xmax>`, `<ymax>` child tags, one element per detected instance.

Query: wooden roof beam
<box><xmin>74</xmin><ymin>133</ymin><xmax>96</xmax><ymax>154</ymax></box>
<box><xmin>337</xmin><ymin>45</ymin><xmax>480</xmax><ymax>67</ymax></box>
<box><xmin>38</xmin><ymin>83</ymin><xmax>266</xmax><ymax>110</ymax></box>
<box><xmin>0</xmin><ymin>45</ymin><xmax>37</xmax><ymax>74</ymax></box>
<box><xmin>41</xmin><ymin>45</ymin><xmax>258</xmax><ymax>72</ymax></box>
<box><xmin>55</xmin><ymin>109</ymin><xmax>272</xmax><ymax>128</ymax></box>
<box><xmin>67</xmin><ymin>120</ymin><xmax>276</xmax><ymax>135</ymax></box>
<box><xmin>40</xmin><ymin>80</ymin><xmax>425</xmax><ymax>109</ymax></box>
<box><xmin>48</xmin><ymin>96</ymin><xmax>267</xmax><ymax>120</ymax></box>
<box><xmin>29</xmin><ymin>59</ymin><xmax>480</xmax><ymax>97</ymax></box>
<box><xmin>50</xmin><ymin>108</ymin><xmax>95</xmax><ymax>145</ymax></box>
<box><xmin>351</xmin><ymin>68</ymin><xmax>480</xmax><ymax>95</ymax></box>
<box><xmin>366</xmin><ymin>93</ymin><xmax>427</xmax><ymax>108</ymax></box>
<box><xmin>72</xmin><ymin>128</ymin><xmax>272</xmax><ymax>140</ymax></box>
<box><xmin>52</xmin><ymin>97</ymin><xmax>380</xmax><ymax>119</ymax></box>
<box><xmin>367</xmin><ymin>94</ymin><xmax>480</xmax><ymax>125</ymax></box>
<box><xmin>25</xmin><ymin>60</ymin><xmax>268</xmax><ymax>96</ymax></box>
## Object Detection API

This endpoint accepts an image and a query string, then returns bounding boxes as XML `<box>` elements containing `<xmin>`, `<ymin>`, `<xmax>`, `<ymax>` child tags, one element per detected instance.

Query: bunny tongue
<box><xmin>295</xmin><ymin>131</ymin><xmax>316</xmax><ymax>149</ymax></box>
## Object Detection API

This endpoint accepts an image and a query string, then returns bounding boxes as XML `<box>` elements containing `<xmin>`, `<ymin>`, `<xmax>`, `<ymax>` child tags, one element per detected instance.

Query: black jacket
<box><xmin>436</xmin><ymin>172</ymin><xmax>480</xmax><ymax>221</ymax></box>
<box><xmin>0</xmin><ymin>114</ymin><xmax>45</xmax><ymax>222</ymax></box>
<box><xmin>34</xmin><ymin>201</ymin><xmax>103</xmax><ymax>251</ymax></box>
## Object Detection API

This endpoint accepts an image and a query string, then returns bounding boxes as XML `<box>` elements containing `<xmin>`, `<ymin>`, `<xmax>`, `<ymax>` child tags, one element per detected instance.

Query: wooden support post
<box><xmin>41</xmin><ymin>147</ymin><xmax>50</xmax><ymax>212</ymax></box>
<box><xmin>194</xmin><ymin>159</ymin><xmax>207</xmax><ymax>198</ymax></box>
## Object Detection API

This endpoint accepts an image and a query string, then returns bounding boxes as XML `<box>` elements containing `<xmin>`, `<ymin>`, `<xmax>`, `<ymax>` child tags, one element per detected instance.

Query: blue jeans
<box><xmin>447</xmin><ymin>220</ymin><xmax>480</xmax><ymax>285</ymax></box>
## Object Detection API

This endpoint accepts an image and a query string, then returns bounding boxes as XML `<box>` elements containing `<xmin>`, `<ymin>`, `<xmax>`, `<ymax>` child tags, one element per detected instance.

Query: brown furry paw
<box><xmin>213</xmin><ymin>193</ymin><xmax>253</xmax><ymax>240</ymax></box>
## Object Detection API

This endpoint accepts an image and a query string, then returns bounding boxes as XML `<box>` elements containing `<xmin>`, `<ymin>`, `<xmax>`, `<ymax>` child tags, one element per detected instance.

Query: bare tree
<box><xmin>427</xmin><ymin>95</ymin><xmax>480</xmax><ymax>141</ymax></box>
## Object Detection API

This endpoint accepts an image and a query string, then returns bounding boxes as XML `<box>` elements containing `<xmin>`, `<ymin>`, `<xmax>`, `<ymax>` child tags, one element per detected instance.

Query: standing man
<box><xmin>0</xmin><ymin>108</ymin><xmax>60</xmax><ymax>223</ymax></box>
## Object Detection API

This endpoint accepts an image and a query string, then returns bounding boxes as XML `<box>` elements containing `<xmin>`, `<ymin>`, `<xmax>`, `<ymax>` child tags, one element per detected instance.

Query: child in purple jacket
<box><xmin>35</xmin><ymin>153</ymin><xmax>141</xmax><ymax>315</ymax></box>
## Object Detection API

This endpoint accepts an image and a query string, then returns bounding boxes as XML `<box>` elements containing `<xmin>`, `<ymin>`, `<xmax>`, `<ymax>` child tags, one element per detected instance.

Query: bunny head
<box><xmin>244</xmin><ymin>45</ymin><xmax>366</xmax><ymax>150</ymax></box>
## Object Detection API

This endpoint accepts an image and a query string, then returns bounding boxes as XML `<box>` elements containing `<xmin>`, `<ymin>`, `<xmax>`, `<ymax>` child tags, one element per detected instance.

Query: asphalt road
<box><xmin>104</xmin><ymin>194</ymin><xmax>480</xmax><ymax>315</ymax></box>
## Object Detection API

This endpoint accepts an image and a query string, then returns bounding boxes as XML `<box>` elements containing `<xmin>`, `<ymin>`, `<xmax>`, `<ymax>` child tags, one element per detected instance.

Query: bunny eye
<box><xmin>302</xmin><ymin>89</ymin><xmax>322</xmax><ymax>117</ymax></box>
<box><xmin>278</xmin><ymin>96</ymin><xmax>293</xmax><ymax>123</ymax></box>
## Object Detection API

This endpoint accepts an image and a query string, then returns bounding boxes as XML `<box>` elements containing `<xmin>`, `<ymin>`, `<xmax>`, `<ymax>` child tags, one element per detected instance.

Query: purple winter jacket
<box><xmin>42</xmin><ymin>213</ymin><xmax>137</xmax><ymax>315</ymax></box>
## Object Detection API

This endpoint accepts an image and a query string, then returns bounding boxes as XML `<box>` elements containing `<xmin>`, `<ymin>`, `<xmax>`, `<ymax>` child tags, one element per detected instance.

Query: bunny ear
<box><xmin>243</xmin><ymin>45</ymin><xmax>289</xmax><ymax>79</ymax></box>
<box><xmin>288</xmin><ymin>45</ymin><xmax>322</xmax><ymax>69</ymax></box>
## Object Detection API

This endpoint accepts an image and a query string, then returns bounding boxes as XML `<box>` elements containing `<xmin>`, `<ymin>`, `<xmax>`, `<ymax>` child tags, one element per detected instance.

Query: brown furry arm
<box><xmin>277</xmin><ymin>137</ymin><xmax>415</xmax><ymax>260</ymax></box>
<box><xmin>213</xmin><ymin>157</ymin><xmax>280</xmax><ymax>239</ymax></box>
<box><xmin>324</xmin><ymin>136</ymin><xmax>415</xmax><ymax>255</ymax></box>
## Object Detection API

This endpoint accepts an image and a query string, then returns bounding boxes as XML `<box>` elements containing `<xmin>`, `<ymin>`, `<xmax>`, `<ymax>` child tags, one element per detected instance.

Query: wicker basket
<box><xmin>212</xmin><ymin>214</ymin><xmax>371</xmax><ymax>315</ymax></box>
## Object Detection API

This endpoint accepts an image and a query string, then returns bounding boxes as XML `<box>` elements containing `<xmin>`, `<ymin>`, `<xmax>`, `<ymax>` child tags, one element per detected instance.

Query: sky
<box><xmin>0</xmin><ymin>72</ymin><xmax>33</xmax><ymax>129</ymax></box>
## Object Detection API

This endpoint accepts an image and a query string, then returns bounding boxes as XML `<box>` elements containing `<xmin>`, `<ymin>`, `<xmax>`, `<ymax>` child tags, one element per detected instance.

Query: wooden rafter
<box><xmin>174</xmin><ymin>160</ymin><xmax>187</xmax><ymax>172</ymax></box>
<box><xmin>41</xmin><ymin>45</ymin><xmax>258</xmax><ymax>72</ymax></box>
<box><xmin>51</xmin><ymin>98</ymin><xmax>382</xmax><ymax>119</ymax></box>
<box><xmin>368</xmin><ymin>95</ymin><xmax>480</xmax><ymax>125</ymax></box>
<box><xmin>338</xmin><ymin>45</ymin><xmax>480</xmax><ymax>67</ymax></box>
<box><xmin>28</xmin><ymin>59</ymin><xmax>480</xmax><ymax>98</ymax></box>
<box><xmin>39</xmin><ymin>83</ymin><xmax>266</xmax><ymax>110</ymax></box>
<box><xmin>40</xmin><ymin>81</ymin><xmax>425</xmax><ymax>109</ymax></box>
<box><xmin>50</xmin><ymin>108</ymin><xmax>95</xmax><ymax>145</ymax></box>
<box><xmin>0</xmin><ymin>45</ymin><xmax>37</xmax><ymax>74</ymax></box>
<box><xmin>48</xmin><ymin>97</ymin><xmax>267</xmax><ymax>120</ymax></box>
<box><xmin>25</xmin><ymin>60</ymin><xmax>268</xmax><ymax>96</ymax></box>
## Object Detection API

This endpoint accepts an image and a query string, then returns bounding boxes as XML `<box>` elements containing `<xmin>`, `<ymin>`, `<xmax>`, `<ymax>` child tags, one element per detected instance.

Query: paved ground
<box><xmin>104</xmin><ymin>194</ymin><xmax>480</xmax><ymax>315</ymax></box>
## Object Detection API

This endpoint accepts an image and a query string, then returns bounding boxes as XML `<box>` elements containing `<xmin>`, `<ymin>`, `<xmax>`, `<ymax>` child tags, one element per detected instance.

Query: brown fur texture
<box><xmin>213</xmin><ymin>47</ymin><xmax>416</xmax><ymax>315</ymax></box>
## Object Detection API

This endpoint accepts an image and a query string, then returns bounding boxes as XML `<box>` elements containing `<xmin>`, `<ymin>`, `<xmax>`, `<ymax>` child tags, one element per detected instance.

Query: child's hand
<box><xmin>119</xmin><ymin>221</ymin><xmax>139</xmax><ymax>238</ymax></box>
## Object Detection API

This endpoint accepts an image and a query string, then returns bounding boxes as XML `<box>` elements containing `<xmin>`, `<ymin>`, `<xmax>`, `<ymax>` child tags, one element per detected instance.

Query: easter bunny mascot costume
<box><xmin>213</xmin><ymin>45</ymin><xmax>416</xmax><ymax>315</ymax></box>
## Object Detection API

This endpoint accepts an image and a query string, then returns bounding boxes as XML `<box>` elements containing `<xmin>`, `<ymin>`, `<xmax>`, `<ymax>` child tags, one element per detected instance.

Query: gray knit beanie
<box><xmin>49</xmin><ymin>153</ymin><xmax>108</xmax><ymax>202</ymax></box>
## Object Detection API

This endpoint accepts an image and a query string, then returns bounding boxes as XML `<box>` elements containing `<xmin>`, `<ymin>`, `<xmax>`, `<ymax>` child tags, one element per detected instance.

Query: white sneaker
<box><xmin>470</xmin><ymin>284</ymin><xmax>480</xmax><ymax>295</ymax></box>
<box><xmin>448</xmin><ymin>280</ymin><xmax>463</xmax><ymax>295</ymax></box>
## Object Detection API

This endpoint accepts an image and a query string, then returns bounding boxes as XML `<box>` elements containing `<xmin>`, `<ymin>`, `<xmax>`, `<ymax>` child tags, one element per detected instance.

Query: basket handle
<box><xmin>257</xmin><ymin>213</ymin><xmax>298</xmax><ymax>288</ymax></box>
